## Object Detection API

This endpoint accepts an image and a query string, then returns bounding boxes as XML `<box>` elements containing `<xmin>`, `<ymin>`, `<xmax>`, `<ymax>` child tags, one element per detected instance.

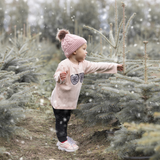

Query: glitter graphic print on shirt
<box><xmin>70</xmin><ymin>72</ymin><xmax>84</xmax><ymax>85</ymax></box>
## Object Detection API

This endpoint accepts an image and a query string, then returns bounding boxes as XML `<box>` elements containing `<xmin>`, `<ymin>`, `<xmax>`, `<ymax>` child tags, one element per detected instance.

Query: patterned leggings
<box><xmin>53</xmin><ymin>107</ymin><xmax>72</xmax><ymax>142</ymax></box>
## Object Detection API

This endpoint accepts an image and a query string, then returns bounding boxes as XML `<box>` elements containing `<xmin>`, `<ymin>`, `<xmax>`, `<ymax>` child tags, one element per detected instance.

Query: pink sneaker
<box><xmin>58</xmin><ymin>140</ymin><xmax>79</xmax><ymax>152</ymax></box>
<box><xmin>56</xmin><ymin>136</ymin><xmax>79</xmax><ymax>146</ymax></box>
<box><xmin>67</xmin><ymin>136</ymin><xmax>79</xmax><ymax>145</ymax></box>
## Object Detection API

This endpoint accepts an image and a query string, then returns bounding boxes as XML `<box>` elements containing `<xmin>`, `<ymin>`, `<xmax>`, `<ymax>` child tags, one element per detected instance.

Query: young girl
<box><xmin>51</xmin><ymin>29</ymin><xmax>123</xmax><ymax>152</ymax></box>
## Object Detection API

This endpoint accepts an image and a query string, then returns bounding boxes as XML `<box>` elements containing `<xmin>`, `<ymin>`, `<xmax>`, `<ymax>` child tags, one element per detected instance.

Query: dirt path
<box><xmin>0</xmin><ymin>98</ymin><xmax>120</xmax><ymax>160</ymax></box>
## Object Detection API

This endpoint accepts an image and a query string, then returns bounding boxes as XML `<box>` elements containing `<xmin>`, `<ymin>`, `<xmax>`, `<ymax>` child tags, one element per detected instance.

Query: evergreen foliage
<box><xmin>76</xmin><ymin>1</ymin><xmax>160</xmax><ymax>159</ymax></box>
<box><xmin>127</xmin><ymin>42</ymin><xmax>160</xmax><ymax>60</ymax></box>
<box><xmin>37</xmin><ymin>44</ymin><xmax>62</xmax><ymax>97</ymax></box>
<box><xmin>0</xmin><ymin>34</ymin><xmax>43</xmax><ymax>143</ymax></box>
<box><xmin>6</xmin><ymin>0</ymin><xmax>29</xmax><ymax>34</ymax></box>
<box><xmin>104</xmin><ymin>0</ymin><xmax>159</xmax><ymax>44</ymax></box>
<box><xmin>77</xmin><ymin>1</ymin><xmax>137</xmax><ymax>127</ymax></box>
<box><xmin>122</xmin><ymin>122</ymin><xmax>160</xmax><ymax>160</ymax></box>
<box><xmin>0</xmin><ymin>0</ymin><xmax>5</xmax><ymax>33</ymax></box>
<box><xmin>40</xmin><ymin>0</ymin><xmax>100</xmax><ymax>43</ymax></box>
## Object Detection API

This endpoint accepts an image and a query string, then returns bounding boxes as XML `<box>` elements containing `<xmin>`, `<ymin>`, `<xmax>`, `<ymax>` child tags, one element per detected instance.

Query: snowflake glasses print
<box><xmin>70</xmin><ymin>72</ymin><xmax>84</xmax><ymax>85</ymax></box>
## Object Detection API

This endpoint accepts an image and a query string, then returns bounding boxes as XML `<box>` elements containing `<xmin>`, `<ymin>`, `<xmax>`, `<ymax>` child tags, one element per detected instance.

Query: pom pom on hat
<box><xmin>56</xmin><ymin>28</ymin><xmax>87</xmax><ymax>58</ymax></box>
<box><xmin>56</xmin><ymin>29</ymin><xmax>70</xmax><ymax>42</ymax></box>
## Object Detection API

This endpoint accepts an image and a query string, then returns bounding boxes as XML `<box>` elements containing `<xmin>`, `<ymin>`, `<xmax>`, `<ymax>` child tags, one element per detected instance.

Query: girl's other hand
<box><xmin>60</xmin><ymin>71</ymin><xmax>68</xmax><ymax>81</ymax></box>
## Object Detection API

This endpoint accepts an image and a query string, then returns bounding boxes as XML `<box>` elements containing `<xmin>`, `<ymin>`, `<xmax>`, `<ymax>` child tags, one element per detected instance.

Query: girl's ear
<box><xmin>73</xmin><ymin>51</ymin><xmax>76</xmax><ymax>55</ymax></box>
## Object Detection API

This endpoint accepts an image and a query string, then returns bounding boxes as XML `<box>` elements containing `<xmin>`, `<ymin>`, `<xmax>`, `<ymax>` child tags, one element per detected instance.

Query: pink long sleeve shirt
<box><xmin>51</xmin><ymin>58</ymin><xmax>117</xmax><ymax>110</ymax></box>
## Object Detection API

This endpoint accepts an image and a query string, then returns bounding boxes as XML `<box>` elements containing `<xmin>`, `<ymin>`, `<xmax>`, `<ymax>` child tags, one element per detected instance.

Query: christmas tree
<box><xmin>0</xmin><ymin>33</ymin><xmax>44</xmax><ymax>153</ymax></box>
<box><xmin>107</xmin><ymin>42</ymin><xmax>160</xmax><ymax>159</ymax></box>
<box><xmin>76</xmin><ymin>1</ymin><xmax>138</xmax><ymax>127</ymax></box>
<box><xmin>75</xmin><ymin>1</ymin><xmax>160</xmax><ymax>159</ymax></box>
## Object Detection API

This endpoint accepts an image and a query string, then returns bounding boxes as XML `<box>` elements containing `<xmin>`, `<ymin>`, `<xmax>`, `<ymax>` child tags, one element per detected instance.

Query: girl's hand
<box><xmin>117</xmin><ymin>64</ymin><xmax>123</xmax><ymax>71</ymax></box>
<box><xmin>60</xmin><ymin>71</ymin><xmax>68</xmax><ymax>81</ymax></box>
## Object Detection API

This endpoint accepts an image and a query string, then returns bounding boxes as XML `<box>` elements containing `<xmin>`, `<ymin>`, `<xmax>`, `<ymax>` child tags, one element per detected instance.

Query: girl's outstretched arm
<box><xmin>83</xmin><ymin>60</ymin><xmax>118</xmax><ymax>75</ymax></box>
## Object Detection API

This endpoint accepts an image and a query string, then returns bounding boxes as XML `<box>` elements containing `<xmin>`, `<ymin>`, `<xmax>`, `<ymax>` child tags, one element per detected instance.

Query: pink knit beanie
<box><xmin>56</xmin><ymin>29</ymin><xmax>87</xmax><ymax>58</ymax></box>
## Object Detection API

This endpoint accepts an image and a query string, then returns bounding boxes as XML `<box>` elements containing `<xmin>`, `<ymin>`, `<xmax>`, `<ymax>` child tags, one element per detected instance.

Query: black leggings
<box><xmin>53</xmin><ymin>107</ymin><xmax>72</xmax><ymax>142</ymax></box>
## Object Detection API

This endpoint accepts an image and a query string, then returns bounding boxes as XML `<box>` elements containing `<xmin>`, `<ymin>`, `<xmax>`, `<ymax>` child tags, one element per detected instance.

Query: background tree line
<box><xmin>0</xmin><ymin>0</ymin><xmax>159</xmax><ymax>46</ymax></box>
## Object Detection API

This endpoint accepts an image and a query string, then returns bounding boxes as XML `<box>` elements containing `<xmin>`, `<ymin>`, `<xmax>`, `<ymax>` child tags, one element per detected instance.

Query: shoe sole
<box><xmin>57</xmin><ymin>142</ymin><xmax>79</xmax><ymax>150</ymax></box>
<box><xmin>58</xmin><ymin>146</ymin><xmax>78</xmax><ymax>152</ymax></box>
<box><xmin>56</xmin><ymin>142</ymin><xmax>59</xmax><ymax>146</ymax></box>
<box><xmin>56</xmin><ymin>141</ymin><xmax>79</xmax><ymax>146</ymax></box>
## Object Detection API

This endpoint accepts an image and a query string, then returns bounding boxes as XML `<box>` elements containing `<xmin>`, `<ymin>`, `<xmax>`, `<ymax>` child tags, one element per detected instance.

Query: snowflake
<box><xmin>137</xmin><ymin>113</ymin><xmax>141</xmax><ymax>117</ymax></box>
<box><xmin>35</xmin><ymin>86</ymin><xmax>38</xmax><ymax>89</ymax></box>
<box><xmin>40</xmin><ymin>99</ymin><xmax>44</xmax><ymax>105</ymax></box>
<box><xmin>91</xmin><ymin>85</ymin><xmax>95</xmax><ymax>89</ymax></box>
<box><xmin>111</xmin><ymin>142</ymin><xmax>114</xmax><ymax>147</ymax></box>
<box><xmin>50</xmin><ymin>128</ymin><xmax>54</xmax><ymax>132</ymax></box>
<box><xmin>10</xmin><ymin>119</ymin><xmax>14</xmax><ymax>123</ymax></box>
<box><xmin>36</xmin><ymin>58</ymin><xmax>39</xmax><ymax>62</ymax></box>
<box><xmin>63</xmin><ymin>118</ymin><xmax>67</xmax><ymax>122</ymax></box>
<box><xmin>86</xmin><ymin>92</ymin><xmax>89</xmax><ymax>96</ymax></box>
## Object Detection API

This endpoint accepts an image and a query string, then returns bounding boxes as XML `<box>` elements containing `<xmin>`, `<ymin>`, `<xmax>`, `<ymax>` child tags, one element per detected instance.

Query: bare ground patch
<box><xmin>0</xmin><ymin>99</ymin><xmax>120</xmax><ymax>160</ymax></box>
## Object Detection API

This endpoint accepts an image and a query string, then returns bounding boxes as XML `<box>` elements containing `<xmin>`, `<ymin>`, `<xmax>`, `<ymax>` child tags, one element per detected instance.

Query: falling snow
<box><xmin>86</xmin><ymin>92</ymin><xmax>89</xmax><ymax>96</ymax></box>
<box><xmin>63</xmin><ymin>118</ymin><xmax>67</xmax><ymax>122</ymax></box>
<box><xmin>140</xmin><ymin>46</ymin><xmax>144</xmax><ymax>50</ymax></box>
<box><xmin>137</xmin><ymin>113</ymin><xmax>141</xmax><ymax>117</ymax></box>
<box><xmin>10</xmin><ymin>119</ymin><xmax>14</xmax><ymax>123</ymax></box>
<box><xmin>1</xmin><ymin>1</ymin><xmax>160</xmax><ymax>159</ymax></box>
<box><xmin>40</xmin><ymin>99</ymin><xmax>44</xmax><ymax>105</ymax></box>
